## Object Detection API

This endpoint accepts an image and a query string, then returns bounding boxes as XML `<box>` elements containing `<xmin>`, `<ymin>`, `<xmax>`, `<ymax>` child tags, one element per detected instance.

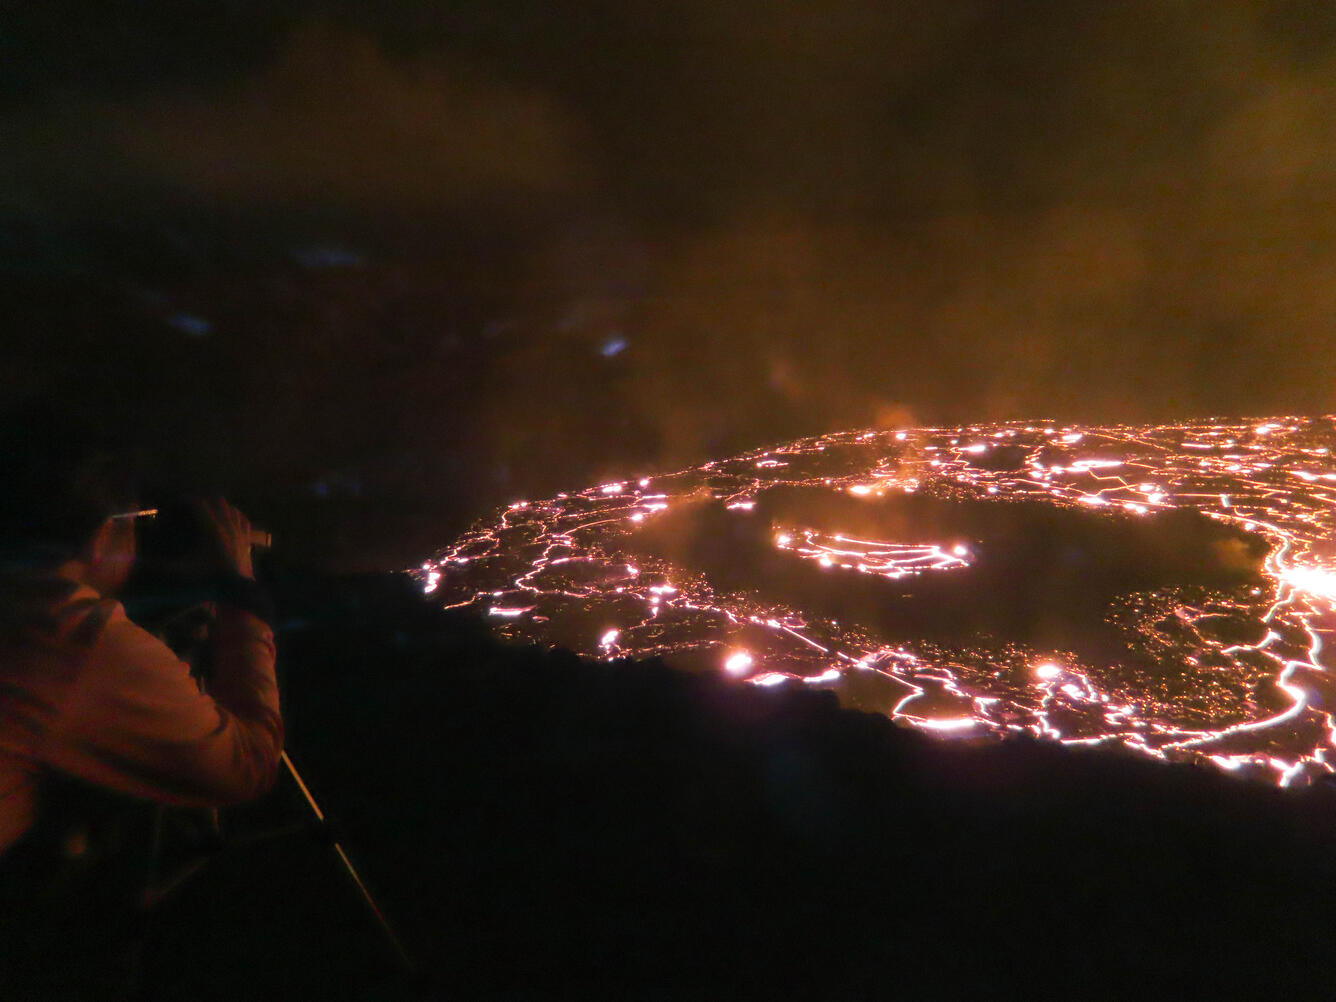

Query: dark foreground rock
<box><xmin>137</xmin><ymin>572</ymin><xmax>1336</xmax><ymax>1000</ymax></box>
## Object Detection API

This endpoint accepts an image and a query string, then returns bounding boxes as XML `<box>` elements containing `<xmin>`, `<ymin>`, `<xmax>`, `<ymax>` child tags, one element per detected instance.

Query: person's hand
<box><xmin>195</xmin><ymin>498</ymin><xmax>255</xmax><ymax>580</ymax></box>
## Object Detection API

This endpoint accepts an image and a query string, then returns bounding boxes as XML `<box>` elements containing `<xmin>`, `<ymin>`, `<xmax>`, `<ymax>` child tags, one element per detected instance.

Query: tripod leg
<box><xmin>281</xmin><ymin>751</ymin><xmax>416</xmax><ymax>977</ymax></box>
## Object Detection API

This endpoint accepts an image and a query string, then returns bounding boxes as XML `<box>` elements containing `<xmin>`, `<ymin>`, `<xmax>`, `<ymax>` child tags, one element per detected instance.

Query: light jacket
<box><xmin>0</xmin><ymin>571</ymin><xmax>282</xmax><ymax>855</ymax></box>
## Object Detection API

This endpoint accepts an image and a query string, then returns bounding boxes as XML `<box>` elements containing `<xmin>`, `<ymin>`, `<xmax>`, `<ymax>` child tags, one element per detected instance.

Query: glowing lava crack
<box><xmin>419</xmin><ymin>417</ymin><xmax>1336</xmax><ymax>787</ymax></box>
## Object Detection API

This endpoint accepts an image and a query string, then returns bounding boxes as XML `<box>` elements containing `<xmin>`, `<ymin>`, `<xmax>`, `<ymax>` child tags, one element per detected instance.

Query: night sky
<box><xmin>5</xmin><ymin>1</ymin><xmax>1336</xmax><ymax>567</ymax></box>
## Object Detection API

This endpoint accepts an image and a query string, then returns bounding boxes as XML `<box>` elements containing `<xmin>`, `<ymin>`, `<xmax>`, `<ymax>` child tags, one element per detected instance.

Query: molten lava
<box><xmin>421</xmin><ymin>417</ymin><xmax>1336</xmax><ymax>787</ymax></box>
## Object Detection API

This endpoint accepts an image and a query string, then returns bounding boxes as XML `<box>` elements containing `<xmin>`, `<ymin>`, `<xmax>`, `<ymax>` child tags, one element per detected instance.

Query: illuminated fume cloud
<box><xmin>724</xmin><ymin>651</ymin><xmax>754</xmax><ymax>675</ymax></box>
<box><xmin>1280</xmin><ymin>566</ymin><xmax>1336</xmax><ymax>602</ymax></box>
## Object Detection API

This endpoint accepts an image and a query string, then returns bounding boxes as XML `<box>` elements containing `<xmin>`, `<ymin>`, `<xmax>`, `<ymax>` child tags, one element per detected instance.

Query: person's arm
<box><xmin>36</xmin><ymin>497</ymin><xmax>282</xmax><ymax>806</ymax></box>
<box><xmin>41</xmin><ymin>598</ymin><xmax>282</xmax><ymax>806</ymax></box>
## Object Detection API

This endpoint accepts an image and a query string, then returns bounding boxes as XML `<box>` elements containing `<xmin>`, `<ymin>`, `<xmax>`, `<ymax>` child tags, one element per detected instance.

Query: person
<box><xmin>0</xmin><ymin>404</ymin><xmax>283</xmax><ymax>993</ymax></box>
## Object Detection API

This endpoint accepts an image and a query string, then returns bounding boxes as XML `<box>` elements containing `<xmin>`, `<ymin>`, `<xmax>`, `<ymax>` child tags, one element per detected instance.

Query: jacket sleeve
<box><xmin>43</xmin><ymin>599</ymin><xmax>283</xmax><ymax>806</ymax></box>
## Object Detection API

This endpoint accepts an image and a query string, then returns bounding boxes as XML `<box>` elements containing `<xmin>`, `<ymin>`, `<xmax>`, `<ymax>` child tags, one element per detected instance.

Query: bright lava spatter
<box><xmin>417</xmin><ymin>417</ymin><xmax>1336</xmax><ymax>788</ymax></box>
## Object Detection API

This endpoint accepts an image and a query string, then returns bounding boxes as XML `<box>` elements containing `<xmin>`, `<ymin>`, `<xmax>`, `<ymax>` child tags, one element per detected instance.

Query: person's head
<box><xmin>0</xmin><ymin>401</ymin><xmax>140</xmax><ymax>594</ymax></box>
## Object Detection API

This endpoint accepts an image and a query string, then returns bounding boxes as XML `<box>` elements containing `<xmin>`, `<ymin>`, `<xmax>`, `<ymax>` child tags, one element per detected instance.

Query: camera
<box><xmin>123</xmin><ymin>501</ymin><xmax>273</xmax><ymax>672</ymax></box>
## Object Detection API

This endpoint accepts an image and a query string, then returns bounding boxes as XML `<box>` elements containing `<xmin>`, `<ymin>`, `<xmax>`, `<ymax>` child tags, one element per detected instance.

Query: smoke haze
<box><xmin>4</xmin><ymin>1</ymin><xmax>1336</xmax><ymax>565</ymax></box>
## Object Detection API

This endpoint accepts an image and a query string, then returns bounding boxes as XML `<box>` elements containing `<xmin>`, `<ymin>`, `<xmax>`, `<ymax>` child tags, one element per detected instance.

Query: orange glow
<box><xmin>423</xmin><ymin>415</ymin><xmax>1336</xmax><ymax>787</ymax></box>
<box><xmin>724</xmin><ymin>651</ymin><xmax>754</xmax><ymax>675</ymax></box>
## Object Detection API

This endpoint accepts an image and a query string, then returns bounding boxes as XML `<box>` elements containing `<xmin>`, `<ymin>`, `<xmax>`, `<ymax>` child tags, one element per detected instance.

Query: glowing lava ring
<box><xmin>422</xmin><ymin>417</ymin><xmax>1336</xmax><ymax>787</ymax></box>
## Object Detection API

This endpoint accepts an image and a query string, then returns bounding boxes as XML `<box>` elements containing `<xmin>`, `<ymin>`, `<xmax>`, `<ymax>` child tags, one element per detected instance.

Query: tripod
<box><xmin>130</xmin><ymin>588</ymin><xmax>417</xmax><ymax>983</ymax></box>
<box><xmin>274</xmin><ymin>749</ymin><xmax>415</xmax><ymax>974</ymax></box>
